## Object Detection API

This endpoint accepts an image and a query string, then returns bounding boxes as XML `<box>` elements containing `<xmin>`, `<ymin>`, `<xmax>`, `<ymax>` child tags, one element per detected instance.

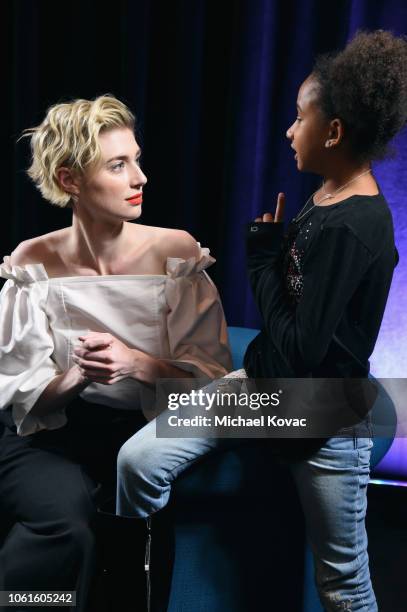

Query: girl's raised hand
<box><xmin>254</xmin><ymin>192</ymin><xmax>285</xmax><ymax>223</ymax></box>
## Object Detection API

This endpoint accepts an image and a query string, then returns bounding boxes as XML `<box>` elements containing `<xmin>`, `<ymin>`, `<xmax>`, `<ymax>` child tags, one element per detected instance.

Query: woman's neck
<box><xmin>69</xmin><ymin>209</ymin><xmax>131</xmax><ymax>275</ymax></box>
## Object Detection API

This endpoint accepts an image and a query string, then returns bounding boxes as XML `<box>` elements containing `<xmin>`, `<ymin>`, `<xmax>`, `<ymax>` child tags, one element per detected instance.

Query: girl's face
<box><xmin>76</xmin><ymin>127</ymin><xmax>147</xmax><ymax>222</ymax></box>
<box><xmin>286</xmin><ymin>76</ymin><xmax>331</xmax><ymax>173</ymax></box>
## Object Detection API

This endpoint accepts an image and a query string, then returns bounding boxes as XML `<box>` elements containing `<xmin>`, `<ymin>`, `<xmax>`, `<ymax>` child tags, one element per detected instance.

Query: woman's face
<box><xmin>76</xmin><ymin>127</ymin><xmax>147</xmax><ymax>222</ymax></box>
<box><xmin>286</xmin><ymin>76</ymin><xmax>330</xmax><ymax>173</ymax></box>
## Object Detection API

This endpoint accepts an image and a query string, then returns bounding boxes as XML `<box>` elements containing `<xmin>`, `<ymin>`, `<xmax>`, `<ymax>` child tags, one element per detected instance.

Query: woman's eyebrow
<box><xmin>106</xmin><ymin>151</ymin><xmax>142</xmax><ymax>163</ymax></box>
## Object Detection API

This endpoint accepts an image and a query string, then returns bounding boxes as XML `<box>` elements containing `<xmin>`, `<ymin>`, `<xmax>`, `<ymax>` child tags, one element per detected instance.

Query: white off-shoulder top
<box><xmin>0</xmin><ymin>247</ymin><xmax>232</xmax><ymax>436</ymax></box>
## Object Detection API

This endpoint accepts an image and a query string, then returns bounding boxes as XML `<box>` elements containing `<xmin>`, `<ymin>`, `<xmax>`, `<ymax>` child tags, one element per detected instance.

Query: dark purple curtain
<box><xmin>3</xmin><ymin>0</ymin><xmax>406</xmax><ymax>326</ymax></box>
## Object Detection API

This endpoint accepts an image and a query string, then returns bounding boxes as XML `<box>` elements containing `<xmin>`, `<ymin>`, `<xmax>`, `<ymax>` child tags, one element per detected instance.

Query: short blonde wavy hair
<box><xmin>23</xmin><ymin>94</ymin><xmax>135</xmax><ymax>207</ymax></box>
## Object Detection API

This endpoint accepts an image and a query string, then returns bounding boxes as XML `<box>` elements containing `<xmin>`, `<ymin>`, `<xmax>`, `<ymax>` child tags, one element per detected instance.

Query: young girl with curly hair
<box><xmin>244</xmin><ymin>29</ymin><xmax>407</xmax><ymax>611</ymax></box>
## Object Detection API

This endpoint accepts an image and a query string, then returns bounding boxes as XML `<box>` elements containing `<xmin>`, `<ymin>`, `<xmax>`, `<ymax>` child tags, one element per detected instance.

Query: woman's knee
<box><xmin>54</xmin><ymin>519</ymin><xmax>96</xmax><ymax>561</ymax></box>
<box><xmin>1</xmin><ymin>516</ymin><xmax>96</xmax><ymax>570</ymax></box>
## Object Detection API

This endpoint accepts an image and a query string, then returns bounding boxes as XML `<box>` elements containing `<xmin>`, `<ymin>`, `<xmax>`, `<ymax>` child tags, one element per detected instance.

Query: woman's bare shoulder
<box><xmin>137</xmin><ymin>225</ymin><xmax>201</xmax><ymax>261</ymax></box>
<box><xmin>9</xmin><ymin>229</ymin><xmax>69</xmax><ymax>266</ymax></box>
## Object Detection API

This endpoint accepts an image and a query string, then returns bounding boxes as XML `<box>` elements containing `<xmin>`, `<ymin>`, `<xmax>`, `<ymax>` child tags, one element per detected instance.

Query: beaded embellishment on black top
<box><xmin>284</xmin><ymin>213</ymin><xmax>317</xmax><ymax>304</ymax></box>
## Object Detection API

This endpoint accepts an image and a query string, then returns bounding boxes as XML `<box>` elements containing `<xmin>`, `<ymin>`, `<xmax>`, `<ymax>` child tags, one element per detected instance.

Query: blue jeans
<box><xmin>116</xmin><ymin>380</ymin><xmax>376</xmax><ymax>612</ymax></box>
<box><xmin>290</xmin><ymin>436</ymin><xmax>376</xmax><ymax>612</ymax></box>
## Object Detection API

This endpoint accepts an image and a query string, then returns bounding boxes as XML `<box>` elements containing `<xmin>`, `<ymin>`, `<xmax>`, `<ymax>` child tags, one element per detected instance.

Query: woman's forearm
<box><xmin>30</xmin><ymin>365</ymin><xmax>90</xmax><ymax>418</ymax></box>
<box><xmin>131</xmin><ymin>353</ymin><xmax>194</xmax><ymax>385</ymax></box>
<box><xmin>31</xmin><ymin>357</ymin><xmax>192</xmax><ymax>418</ymax></box>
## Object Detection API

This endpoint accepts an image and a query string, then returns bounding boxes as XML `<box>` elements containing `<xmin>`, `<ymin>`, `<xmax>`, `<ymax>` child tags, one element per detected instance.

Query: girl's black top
<box><xmin>244</xmin><ymin>192</ymin><xmax>398</xmax><ymax>379</ymax></box>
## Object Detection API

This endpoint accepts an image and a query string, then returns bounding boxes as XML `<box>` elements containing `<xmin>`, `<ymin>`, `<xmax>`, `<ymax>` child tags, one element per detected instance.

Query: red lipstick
<box><xmin>126</xmin><ymin>193</ymin><xmax>143</xmax><ymax>206</ymax></box>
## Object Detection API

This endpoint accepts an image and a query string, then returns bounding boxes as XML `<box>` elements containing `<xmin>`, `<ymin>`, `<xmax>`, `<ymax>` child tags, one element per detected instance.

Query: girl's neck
<box><xmin>314</xmin><ymin>161</ymin><xmax>378</xmax><ymax>206</ymax></box>
<box><xmin>321</xmin><ymin>161</ymin><xmax>371</xmax><ymax>193</ymax></box>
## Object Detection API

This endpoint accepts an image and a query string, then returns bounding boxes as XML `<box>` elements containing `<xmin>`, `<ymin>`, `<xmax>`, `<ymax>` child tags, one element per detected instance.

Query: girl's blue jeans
<box><xmin>117</xmin><ymin>379</ymin><xmax>377</xmax><ymax>612</ymax></box>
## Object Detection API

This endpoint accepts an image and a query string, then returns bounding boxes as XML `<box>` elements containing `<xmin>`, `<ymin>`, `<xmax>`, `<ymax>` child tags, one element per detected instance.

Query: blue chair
<box><xmin>150</xmin><ymin>327</ymin><xmax>305</xmax><ymax>611</ymax></box>
<box><xmin>150</xmin><ymin>327</ymin><xmax>397</xmax><ymax>612</ymax></box>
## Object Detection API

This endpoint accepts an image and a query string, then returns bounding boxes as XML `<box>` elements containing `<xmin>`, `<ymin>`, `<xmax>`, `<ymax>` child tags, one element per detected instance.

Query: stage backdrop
<box><xmin>2</xmin><ymin>0</ymin><xmax>407</xmax><ymax>475</ymax></box>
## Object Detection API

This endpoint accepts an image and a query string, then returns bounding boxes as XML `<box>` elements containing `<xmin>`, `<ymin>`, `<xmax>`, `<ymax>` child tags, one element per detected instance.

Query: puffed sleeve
<box><xmin>0</xmin><ymin>257</ymin><xmax>63</xmax><ymax>436</ymax></box>
<box><xmin>165</xmin><ymin>247</ymin><xmax>232</xmax><ymax>378</ymax></box>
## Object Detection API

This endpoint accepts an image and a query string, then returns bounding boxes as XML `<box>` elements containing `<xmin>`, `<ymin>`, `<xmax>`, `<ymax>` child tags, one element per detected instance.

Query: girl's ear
<box><xmin>325</xmin><ymin>118</ymin><xmax>344</xmax><ymax>148</ymax></box>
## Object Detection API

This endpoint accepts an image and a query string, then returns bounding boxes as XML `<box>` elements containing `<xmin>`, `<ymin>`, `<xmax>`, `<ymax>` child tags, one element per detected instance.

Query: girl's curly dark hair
<box><xmin>312</xmin><ymin>30</ymin><xmax>407</xmax><ymax>162</ymax></box>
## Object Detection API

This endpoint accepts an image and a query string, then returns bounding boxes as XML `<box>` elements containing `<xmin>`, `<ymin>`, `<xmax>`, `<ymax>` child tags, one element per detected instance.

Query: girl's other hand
<box><xmin>254</xmin><ymin>192</ymin><xmax>285</xmax><ymax>223</ymax></box>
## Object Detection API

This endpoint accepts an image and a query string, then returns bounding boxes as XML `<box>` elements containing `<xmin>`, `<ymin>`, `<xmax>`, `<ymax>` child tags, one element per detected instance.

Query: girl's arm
<box><xmin>246</xmin><ymin>200</ymin><xmax>372</xmax><ymax>373</ymax></box>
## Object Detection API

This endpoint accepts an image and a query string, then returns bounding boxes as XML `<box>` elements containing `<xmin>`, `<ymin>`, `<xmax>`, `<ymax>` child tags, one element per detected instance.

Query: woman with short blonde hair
<box><xmin>0</xmin><ymin>94</ymin><xmax>231</xmax><ymax>609</ymax></box>
<box><xmin>25</xmin><ymin>95</ymin><xmax>136</xmax><ymax>207</ymax></box>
